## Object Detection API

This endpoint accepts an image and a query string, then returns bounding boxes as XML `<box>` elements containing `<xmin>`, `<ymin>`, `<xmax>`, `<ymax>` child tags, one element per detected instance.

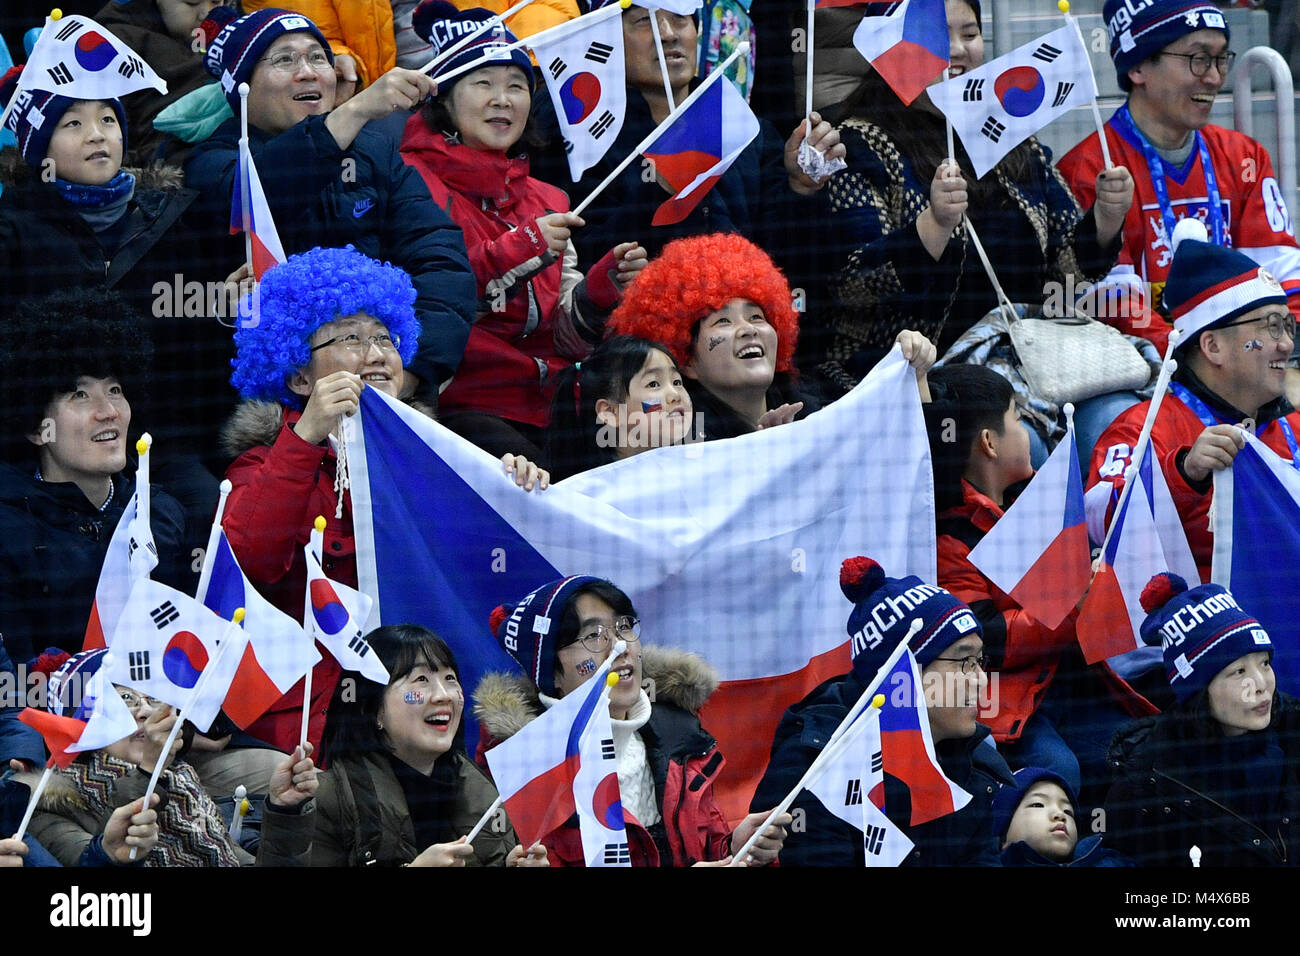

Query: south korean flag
<box><xmin>572</xmin><ymin>680</ymin><xmax>632</xmax><ymax>867</ymax></box>
<box><xmin>805</xmin><ymin>706</ymin><xmax>914</xmax><ymax>867</ymax></box>
<box><xmin>530</xmin><ymin>9</ymin><xmax>627</xmax><ymax>181</ymax></box>
<box><xmin>927</xmin><ymin>23</ymin><xmax>1095</xmax><ymax>178</ymax></box>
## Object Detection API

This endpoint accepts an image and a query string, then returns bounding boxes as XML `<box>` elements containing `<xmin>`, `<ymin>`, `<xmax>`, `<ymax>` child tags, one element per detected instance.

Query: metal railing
<box><xmin>1232</xmin><ymin>45</ymin><xmax>1297</xmax><ymax>226</ymax></box>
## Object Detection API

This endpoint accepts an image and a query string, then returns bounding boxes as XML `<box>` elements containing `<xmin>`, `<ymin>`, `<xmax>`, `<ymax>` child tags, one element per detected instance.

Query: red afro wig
<box><xmin>608</xmin><ymin>233</ymin><xmax>799</xmax><ymax>373</ymax></box>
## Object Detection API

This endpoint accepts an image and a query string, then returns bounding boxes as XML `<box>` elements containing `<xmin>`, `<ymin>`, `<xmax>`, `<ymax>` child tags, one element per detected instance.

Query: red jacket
<box><xmin>472</xmin><ymin>647</ymin><xmax>739</xmax><ymax>866</ymax></box>
<box><xmin>937</xmin><ymin>481</ymin><xmax>1079</xmax><ymax>742</ymax></box>
<box><xmin>1059</xmin><ymin>119</ymin><xmax>1300</xmax><ymax>353</ymax></box>
<box><xmin>1087</xmin><ymin>376</ymin><xmax>1300</xmax><ymax>581</ymax></box>
<box><xmin>400</xmin><ymin>119</ymin><xmax>621</xmax><ymax>427</ymax></box>
<box><xmin>220</xmin><ymin>403</ymin><xmax>354</xmax><ymax>752</ymax></box>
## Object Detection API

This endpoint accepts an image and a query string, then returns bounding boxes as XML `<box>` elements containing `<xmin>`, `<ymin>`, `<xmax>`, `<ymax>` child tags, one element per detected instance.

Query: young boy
<box><xmin>924</xmin><ymin>365</ymin><xmax>1144</xmax><ymax>807</ymax></box>
<box><xmin>994</xmin><ymin>767</ymin><xmax>1131</xmax><ymax>867</ymax></box>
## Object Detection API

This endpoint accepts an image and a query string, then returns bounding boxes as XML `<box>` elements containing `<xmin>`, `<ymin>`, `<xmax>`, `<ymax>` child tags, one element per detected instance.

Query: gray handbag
<box><xmin>1005</xmin><ymin>309</ymin><xmax>1153</xmax><ymax>405</ymax></box>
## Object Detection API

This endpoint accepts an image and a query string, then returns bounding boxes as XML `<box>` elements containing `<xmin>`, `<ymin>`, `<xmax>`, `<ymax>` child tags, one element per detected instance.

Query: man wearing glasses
<box><xmin>1089</xmin><ymin>225</ymin><xmax>1299</xmax><ymax>586</ymax></box>
<box><xmin>1058</xmin><ymin>0</ymin><xmax>1300</xmax><ymax>356</ymax></box>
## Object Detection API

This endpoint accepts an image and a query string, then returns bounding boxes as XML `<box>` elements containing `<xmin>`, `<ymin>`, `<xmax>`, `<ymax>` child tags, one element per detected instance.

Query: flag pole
<box><xmin>134</xmin><ymin>433</ymin><xmax>152</xmax><ymax>574</ymax></box>
<box><xmin>300</xmin><ymin>515</ymin><xmax>327</xmax><ymax>752</ymax></box>
<box><xmin>194</xmin><ymin>479</ymin><xmax>232</xmax><ymax>602</ymax></box>
<box><xmin>943</xmin><ymin>68</ymin><xmax>955</xmax><ymax>162</ymax></box>
<box><xmin>1093</xmin><ymin>331</ymin><xmax>1183</xmax><ymax>563</ymax></box>
<box><xmin>431</xmin><ymin>1</ymin><xmax>629</xmax><ymax>86</ymax></box>
<box><xmin>10</xmin><ymin>766</ymin><xmax>55</xmax><ymax>843</ymax></box>
<box><xmin>414</xmin><ymin>0</ymin><xmax>541</xmax><ymax>75</ymax></box>
<box><xmin>573</xmin><ymin>40</ymin><xmax>750</xmax><ymax>216</ymax></box>
<box><xmin>650</xmin><ymin>10</ymin><xmax>676</xmax><ymax>109</ymax></box>
<box><xmin>238</xmin><ymin>83</ymin><xmax>253</xmax><ymax>275</ymax></box>
<box><xmin>228</xmin><ymin>784</ymin><xmax>249</xmax><ymax>843</ymax></box>
<box><xmin>130</xmin><ymin>607</ymin><xmax>246</xmax><ymax>860</ymax></box>
<box><xmin>466</xmin><ymin>794</ymin><xmax>504</xmax><ymax>844</ymax></box>
<box><xmin>804</xmin><ymin>0</ymin><xmax>815</xmax><ymax>122</ymax></box>
<box><xmin>1059</xmin><ymin>0</ymin><xmax>1112</xmax><ymax>169</ymax></box>
<box><xmin>730</xmin><ymin>624</ymin><xmax>920</xmax><ymax>864</ymax></box>
<box><xmin>964</xmin><ymin>216</ymin><xmax>1018</xmax><ymax>322</ymax></box>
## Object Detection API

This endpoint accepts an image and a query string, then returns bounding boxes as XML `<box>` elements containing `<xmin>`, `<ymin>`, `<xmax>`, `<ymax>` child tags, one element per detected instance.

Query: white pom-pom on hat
<box><xmin>1171</xmin><ymin>217</ymin><xmax>1209</xmax><ymax>253</ymax></box>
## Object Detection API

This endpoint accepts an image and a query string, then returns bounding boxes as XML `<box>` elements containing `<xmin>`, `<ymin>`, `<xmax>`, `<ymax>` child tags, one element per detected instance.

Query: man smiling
<box><xmin>1059</xmin><ymin>0</ymin><xmax>1300</xmax><ymax>354</ymax></box>
<box><xmin>186</xmin><ymin>7</ymin><xmax>475</xmax><ymax>405</ymax></box>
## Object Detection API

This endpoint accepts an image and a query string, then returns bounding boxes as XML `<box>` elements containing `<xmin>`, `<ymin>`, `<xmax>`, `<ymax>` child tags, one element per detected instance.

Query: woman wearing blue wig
<box><xmin>219</xmin><ymin>246</ymin><xmax>548</xmax><ymax>753</ymax></box>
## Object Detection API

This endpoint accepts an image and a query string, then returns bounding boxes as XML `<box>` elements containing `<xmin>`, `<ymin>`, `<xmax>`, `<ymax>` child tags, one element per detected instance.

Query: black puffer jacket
<box><xmin>0</xmin><ymin>462</ymin><xmax>189</xmax><ymax>663</ymax></box>
<box><xmin>0</xmin><ymin>158</ymin><xmax>243</xmax><ymax>458</ymax></box>
<box><xmin>753</xmin><ymin>669</ymin><xmax>1014</xmax><ymax>867</ymax></box>
<box><xmin>1104</xmin><ymin>695</ymin><xmax>1300</xmax><ymax>867</ymax></box>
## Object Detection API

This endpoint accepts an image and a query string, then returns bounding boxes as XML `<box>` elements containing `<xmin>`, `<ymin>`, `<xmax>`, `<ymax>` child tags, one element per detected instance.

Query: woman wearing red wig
<box><xmin>609</xmin><ymin>233</ymin><xmax>935</xmax><ymax>439</ymax></box>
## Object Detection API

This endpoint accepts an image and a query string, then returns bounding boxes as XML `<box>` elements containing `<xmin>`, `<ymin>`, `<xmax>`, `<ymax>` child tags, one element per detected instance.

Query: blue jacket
<box><xmin>753</xmin><ymin>670</ymin><xmax>1014</xmax><ymax>866</ymax></box>
<box><xmin>1000</xmin><ymin>833</ymin><xmax>1134</xmax><ymax>867</ymax></box>
<box><xmin>185</xmin><ymin>115</ymin><xmax>477</xmax><ymax>396</ymax></box>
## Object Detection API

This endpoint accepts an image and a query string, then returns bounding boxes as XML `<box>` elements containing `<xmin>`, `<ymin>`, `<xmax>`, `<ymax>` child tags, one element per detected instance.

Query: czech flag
<box><xmin>230</xmin><ymin>138</ymin><xmax>287</xmax><ymax>280</ymax></box>
<box><xmin>851</xmin><ymin>0</ymin><xmax>949</xmax><ymax>105</ymax></box>
<box><xmin>344</xmin><ymin>347</ymin><xmax>936</xmax><ymax>821</ymax></box>
<box><xmin>1077</xmin><ymin>445</ymin><xmax>1198</xmax><ymax>665</ymax></box>
<box><xmin>879</xmin><ymin>650</ymin><xmax>971</xmax><ymax>825</ymax></box>
<box><xmin>967</xmin><ymin>420</ymin><xmax>1090</xmax><ymax>630</ymax></box>
<box><xmin>1211</xmin><ymin>433</ymin><xmax>1300</xmax><ymax>695</ymax></box>
<box><xmin>485</xmin><ymin>656</ymin><xmax>627</xmax><ymax>861</ymax></box>
<box><xmin>642</xmin><ymin>73</ymin><xmax>760</xmax><ymax>226</ymax></box>
<box><xmin>198</xmin><ymin>530</ymin><xmax>319</xmax><ymax>729</ymax></box>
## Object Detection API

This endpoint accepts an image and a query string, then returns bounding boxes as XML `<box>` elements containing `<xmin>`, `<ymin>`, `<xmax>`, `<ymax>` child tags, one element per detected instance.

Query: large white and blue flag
<box><xmin>343</xmin><ymin>349</ymin><xmax>935</xmax><ymax>816</ymax></box>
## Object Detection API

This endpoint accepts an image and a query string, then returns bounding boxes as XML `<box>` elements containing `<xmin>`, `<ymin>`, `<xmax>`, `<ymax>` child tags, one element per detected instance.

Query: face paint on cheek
<box><xmin>1244</xmin><ymin>339</ymin><xmax>1265</xmax><ymax>351</ymax></box>
<box><xmin>641</xmin><ymin>399</ymin><xmax>662</xmax><ymax>413</ymax></box>
<box><xmin>706</xmin><ymin>335</ymin><xmax>725</xmax><ymax>352</ymax></box>
<box><xmin>403</xmin><ymin>691</ymin><xmax>425</xmax><ymax>705</ymax></box>
<box><xmin>576</xmin><ymin>658</ymin><xmax>597</xmax><ymax>676</ymax></box>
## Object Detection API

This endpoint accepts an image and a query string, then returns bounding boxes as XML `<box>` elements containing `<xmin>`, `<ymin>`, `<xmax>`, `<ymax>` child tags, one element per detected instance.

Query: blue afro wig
<box><xmin>232</xmin><ymin>246</ymin><xmax>420</xmax><ymax>408</ymax></box>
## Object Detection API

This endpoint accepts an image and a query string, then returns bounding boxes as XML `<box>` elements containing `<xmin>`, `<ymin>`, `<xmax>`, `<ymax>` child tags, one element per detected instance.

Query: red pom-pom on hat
<box><xmin>1140</xmin><ymin>572</ymin><xmax>1189</xmax><ymax>614</ymax></box>
<box><xmin>0</xmin><ymin>66</ymin><xmax>24</xmax><ymax>107</ymax></box>
<box><xmin>199</xmin><ymin>5</ymin><xmax>239</xmax><ymax>47</ymax></box>
<box><xmin>31</xmin><ymin>650</ymin><xmax>72</xmax><ymax>677</ymax></box>
<box><xmin>488</xmin><ymin>604</ymin><xmax>509</xmax><ymax>636</ymax></box>
<box><xmin>841</xmin><ymin>556</ymin><xmax>887</xmax><ymax>602</ymax></box>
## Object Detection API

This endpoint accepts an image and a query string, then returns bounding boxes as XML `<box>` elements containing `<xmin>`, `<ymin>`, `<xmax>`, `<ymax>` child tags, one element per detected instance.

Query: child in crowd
<box><xmin>543</xmin><ymin>335</ymin><xmax>693</xmax><ymax>481</ymax></box>
<box><xmin>994</xmin><ymin>766</ymin><xmax>1132</xmax><ymax>867</ymax></box>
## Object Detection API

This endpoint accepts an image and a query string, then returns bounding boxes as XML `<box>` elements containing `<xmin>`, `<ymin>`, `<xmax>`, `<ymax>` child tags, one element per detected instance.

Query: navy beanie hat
<box><xmin>992</xmin><ymin>766</ymin><xmax>1078</xmax><ymax>841</ymax></box>
<box><xmin>0</xmin><ymin>66</ymin><xmax>127</xmax><ymax>168</ymax></box>
<box><xmin>412</xmin><ymin>1</ymin><xmax>535</xmax><ymax>92</ymax></box>
<box><xmin>204</xmin><ymin>7</ymin><xmax>335</xmax><ymax>112</ymax></box>
<box><xmin>1103</xmin><ymin>0</ymin><xmax>1229</xmax><ymax>92</ymax></box>
<box><xmin>47</xmin><ymin>649</ymin><xmax>110</xmax><ymax>719</ymax></box>
<box><xmin>1139</xmin><ymin>572</ymin><xmax>1272</xmax><ymax>702</ymax></box>
<box><xmin>840</xmin><ymin>556</ymin><xmax>982</xmax><ymax>683</ymax></box>
<box><xmin>490</xmin><ymin>575</ymin><xmax>604</xmax><ymax>696</ymax></box>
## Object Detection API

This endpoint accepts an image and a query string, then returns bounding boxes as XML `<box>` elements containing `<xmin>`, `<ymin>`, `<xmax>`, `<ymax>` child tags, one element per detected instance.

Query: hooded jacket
<box><xmin>0</xmin><ymin>463</ymin><xmax>188</xmax><ymax>664</ymax></box>
<box><xmin>999</xmin><ymin>833</ymin><xmax>1133</xmax><ymax>867</ymax></box>
<box><xmin>311</xmin><ymin>749</ymin><xmax>516</xmax><ymax>867</ymax></box>
<box><xmin>400</xmin><ymin>119</ymin><xmax>619</xmax><ymax>427</ymax></box>
<box><xmin>474</xmin><ymin>645</ymin><xmax>737</xmax><ymax>866</ymax></box>
<box><xmin>0</xmin><ymin>158</ymin><xmax>242</xmax><ymax>457</ymax></box>
<box><xmin>26</xmin><ymin>752</ymin><xmax>313</xmax><ymax>867</ymax></box>
<box><xmin>753</xmin><ymin>669</ymin><xmax>1015</xmax><ymax>866</ymax></box>
<box><xmin>1104</xmin><ymin>694</ymin><xmax>1300</xmax><ymax>867</ymax></box>
<box><xmin>185</xmin><ymin>114</ymin><xmax>476</xmax><ymax>398</ymax></box>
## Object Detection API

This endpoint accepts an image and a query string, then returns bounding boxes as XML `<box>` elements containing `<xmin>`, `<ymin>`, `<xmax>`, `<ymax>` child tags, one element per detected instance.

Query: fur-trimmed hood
<box><xmin>0</xmin><ymin>150</ymin><xmax>185</xmax><ymax>191</ymax></box>
<box><xmin>474</xmin><ymin>644</ymin><xmax>719</xmax><ymax>744</ymax></box>
<box><xmin>220</xmin><ymin>397</ymin><xmax>436</xmax><ymax>459</ymax></box>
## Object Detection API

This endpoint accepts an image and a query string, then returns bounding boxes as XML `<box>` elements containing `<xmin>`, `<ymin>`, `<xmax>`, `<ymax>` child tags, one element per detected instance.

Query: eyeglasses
<box><xmin>1216</xmin><ymin>311</ymin><xmax>1296</xmax><ymax>341</ymax></box>
<box><xmin>262</xmin><ymin>50</ymin><xmax>333</xmax><ymax>73</ymax></box>
<box><xmin>309</xmin><ymin>332</ymin><xmax>401</xmax><ymax>353</ymax></box>
<box><xmin>576</xmin><ymin>617</ymin><xmax>642</xmax><ymax>653</ymax></box>
<box><xmin>931</xmin><ymin>652</ymin><xmax>988</xmax><ymax>675</ymax></box>
<box><xmin>119</xmin><ymin>691</ymin><xmax>165</xmax><ymax>712</ymax></box>
<box><xmin>1154</xmin><ymin>50</ymin><xmax>1236</xmax><ymax>78</ymax></box>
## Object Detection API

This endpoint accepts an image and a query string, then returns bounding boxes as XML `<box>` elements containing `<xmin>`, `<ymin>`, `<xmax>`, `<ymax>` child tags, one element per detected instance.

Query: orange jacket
<box><xmin>242</xmin><ymin>0</ymin><xmax>396</xmax><ymax>88</ymax></box>
<box><xmin>450</xmin><ymin>0</ymin><xmax>582</xmax><ymax>42</ymax></box>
